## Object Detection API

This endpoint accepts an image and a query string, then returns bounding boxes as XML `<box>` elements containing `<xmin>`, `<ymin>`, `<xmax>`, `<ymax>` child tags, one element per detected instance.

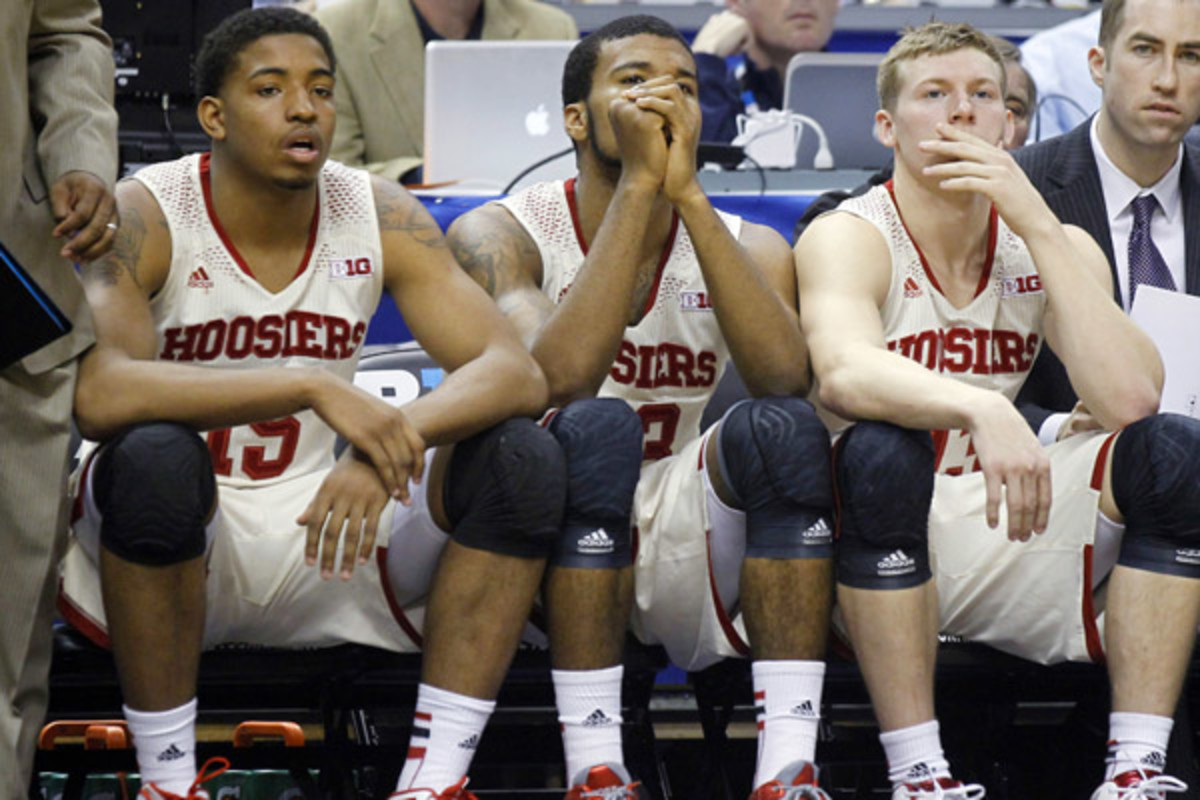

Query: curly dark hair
<box><xmin>561</xmin><ymin>14</ymin><xmax>692</xmax><ymax>108</ymax></box>
<box><xmin>193</xmin><ymin>6</ymin><xmax>336</xmax><ymax>99</ymax></box>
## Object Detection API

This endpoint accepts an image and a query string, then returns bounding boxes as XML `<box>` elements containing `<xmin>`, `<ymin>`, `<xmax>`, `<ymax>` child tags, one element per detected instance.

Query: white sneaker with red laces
<box><xmin>390</xmin><ymin>776</ymin><xmax>479</xmax><ymax>800</ymax></box>
<box><xmin>137</xmin><ymin>757</ymin><xmax>229</xmax><ymax>800</ymax></box>
<box><xmin>1090</xmin><ymin>769</ymin><xmax>1188</xmax><ymax>799</ymax></box>
<box><xmin>748</xmin><ymin>760</ymin><xmax>831</xmax><ymax>799</ymax></box>
<box><xmin>891</xmin><ymin>777</ymin><xmax>985</xmax><ymax>800</ymax></box>
<box><xmin>563</xmin><ymin>763</ymin><xmax>647</xmax><ymax>799</ymax></box>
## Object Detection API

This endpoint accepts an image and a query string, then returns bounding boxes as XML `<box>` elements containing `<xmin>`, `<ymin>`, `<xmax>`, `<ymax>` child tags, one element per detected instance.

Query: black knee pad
<box><xmin>834</xmin><ymin>421</ymin><xmax>934</xmax><ymax>589</ymax></box>
<box><xmin>718</xmin><ymin>396</ymin><xmax>833</xmax><ymax>559</ymax></box>
<box><xmin>444</xmin><ymin>418</ymin><xmax>566</xmax><ymax>559</ymax></box>
<box><xmin>546</xmin><ymin>398</ymin><xmax>643</xmax><ymax>569</ymax></box>
<box><xmin>93</xmin><ymin>422</ymin><xmax>215</xmax><ymax>566</ymax></box>
<box><xmin>1113</xmin><ymin>414</ymin><xmax>1200</xmax><ymax>578</ymax></box>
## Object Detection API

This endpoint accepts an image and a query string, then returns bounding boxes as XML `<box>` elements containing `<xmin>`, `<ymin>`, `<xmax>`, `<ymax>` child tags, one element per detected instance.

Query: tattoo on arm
<box><xmin>377</xmin><ymin>191</ymin><xmax>447</xmax><ymax>249</ymax></box>
<box><xmin>85</xmin><ymin>206</ymin><xmax>146</xmax><ymax>290</ymax></box>
<box><xmin>450</xmin><ymin>224</ymin><xmax>539</xmax><ymax>298</ymax></box>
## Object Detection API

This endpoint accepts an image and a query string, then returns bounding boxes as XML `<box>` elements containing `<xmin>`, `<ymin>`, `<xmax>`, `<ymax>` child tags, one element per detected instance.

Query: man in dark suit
<box><xmin>1014</xmin><ymin>0</ymin><xmax>1200</xmax><ymax>443</ymax></box>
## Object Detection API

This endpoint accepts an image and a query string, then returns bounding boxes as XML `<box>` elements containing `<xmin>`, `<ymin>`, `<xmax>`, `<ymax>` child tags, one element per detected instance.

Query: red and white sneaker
<box><xmin>891</xmin><ymin>777</ymin><xmax>985</xmax><ymax>799</ymax></box>
<box><xmin>390</xmin><ymin>777</ymin><xmax>479</xmax><ymax>800</ymax></box>
<box><xmin>138</xmin><ymin>757</ymin><xmax>229</xmax><ymax>799</ymax></box>
<box><xmin>748</xmin><ymin>760</ymin><xmax>831</xmax><ymax>799</ymax></box>
<box><xmin>564</xmin><ymin>763</ymin><xmax>647</xmax><ymax>799</ymax></box>
<box><xmin>1090</xmin><ymin>769</ymin><xmax>1188</xmax><ymax>799</ymax></box>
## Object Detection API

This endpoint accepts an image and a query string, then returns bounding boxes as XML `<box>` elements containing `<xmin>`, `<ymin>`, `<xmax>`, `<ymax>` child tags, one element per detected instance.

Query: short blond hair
<box><xmin>877</xmin><ymin>22</ymin><xmax>1007</xmax><ymax>111</ymax></box>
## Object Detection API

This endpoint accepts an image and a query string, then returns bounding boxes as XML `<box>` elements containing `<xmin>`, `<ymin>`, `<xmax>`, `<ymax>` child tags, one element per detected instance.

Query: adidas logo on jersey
<box><xmin>187</xmin><ymin>267</ymin><xmax>213</xmax><ymax>290</ymax></box>
<box><xmin>457</xmin><ymin>734</ymin><xmax>480</xmax><ymax>750</ymax></box>
<box><xmin>789</xmin><ymin>700</ymin><xmax>817</xmax><ymax>718</ymax></box>
<box><xmin>903</xmin><ymin>276</ymin><xmax>922</xmax><ymax>298</ymax></box>
<box><xmin>156</xmin><ymin>744</ymin><xmax>187</xmax><ymax>762</ymax></box>
<box><xmin>802</xmin><ymin>518</ymin><xmax>832</xmax><ymax>545</ymax></box>
<box><xmin>680</xmin><ymin>291</ymin><xmax>713</xmax><ymax>311</ymax></box>
<box><xmin>877</xmin><ymin>549</ymin><xmax>916</xmax><ymax>576</ymax></box>
<box><xmin>1175</xmin><ymin>548</ymin><xmax>1200</xmax><ymax>566</ymax></box>
<box><xmin>578</xmin><ymin>528</ymin><xmax>615</xmax><ymax>555</ymax></box>
<box><xmin>583</xmin><ymin>708</ymin><xmax>614</xmax><ymax>727</ymax></box>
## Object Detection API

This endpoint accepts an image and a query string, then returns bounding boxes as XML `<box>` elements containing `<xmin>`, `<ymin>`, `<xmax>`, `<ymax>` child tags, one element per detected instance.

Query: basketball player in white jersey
<box><xmin>57</xmin><ymin>8</ymin><xmax>562</xmax><ymax>799</ymax></box>
<box><xmin>796</xmin><ymin>22</ymin><xmax>1200</xmax><ymax>799</ymax></box>
<box><xmin>383</xmin><ymin>16</ymin><xmax>836</xmax><ymax>800</ymax></box>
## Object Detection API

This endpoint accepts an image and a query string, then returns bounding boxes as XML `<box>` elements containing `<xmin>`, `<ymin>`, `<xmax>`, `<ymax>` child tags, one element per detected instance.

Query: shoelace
<box><xmin>1116</xmin><ymin>774</ymin><xmax>1188</xmax><ymax>798</ymax></box>
<box><xmin>141</xmin><ymin>757</ymin><xmax>230</xmax><ymax>800</ymax></box>
<box><xmin>578</xmin><ymin>781</ymin><xmax>642</xmax><ymax>799</ymax></box>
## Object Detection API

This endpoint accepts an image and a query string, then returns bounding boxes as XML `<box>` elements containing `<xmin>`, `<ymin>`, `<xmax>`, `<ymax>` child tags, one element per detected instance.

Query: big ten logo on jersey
<box><xmin>887</xmin><ymin>328</ymin><xmax>1039</xmax><ymax>376</ymax></box>
<box><xmin>329</xmin><ymin>256</ymin><xmax>374</xmax><ymax>280</ymax></box>
<box><xmin>932</xmin><ymin>429</ymin><xmax>980</xmax><ymax>476</ymax></box>
<box><xmin>680</xmin><ymin>291</ymin><xmax>712</xmax><ymax>311</ymax></box>
<box><xmin>609</xmin><ymin>340</ymin><xmax>718</xmax><ymax>390</ymax></box>
<box><xmin>1001</xmin><ymin>273</ymin><xmax>1043</xmax><ymax>298</ymax></box>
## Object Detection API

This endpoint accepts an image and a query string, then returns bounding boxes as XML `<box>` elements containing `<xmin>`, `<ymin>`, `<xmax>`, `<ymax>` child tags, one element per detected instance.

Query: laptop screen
<box><xmin>423</xmin><ymin>40</ymin><xmax>578</xmax><ymax>193</ymax></box>
<box><xmin>782</xmin><ymin>52</ymin><xmax>892</xmax><ymax>171</ymax></box>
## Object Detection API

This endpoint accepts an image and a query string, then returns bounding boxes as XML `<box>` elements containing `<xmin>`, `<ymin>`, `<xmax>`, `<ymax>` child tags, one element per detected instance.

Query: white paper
<box><xmin>1129</xmin><ymin>285</ymin><xmax>1200</xmax><ymax>418</ymax></box>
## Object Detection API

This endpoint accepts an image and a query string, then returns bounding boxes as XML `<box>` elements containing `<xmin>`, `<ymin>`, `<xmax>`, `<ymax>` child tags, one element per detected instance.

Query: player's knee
<box><xmin>834</xmin><ymin>421</ymin><xmax>934</xmax><ymax>589</ymax></box>
<box><xmin>547</xmin><ymin>398</ymin><xmax>642</xmax><ymax>569</ymax></box>
<box><xmin>1113</xmin><ymin>413</ymin><xmax>1200</xmax><ymax>578</ymax></box>
<box><xmin>445</xmin><ymin>418</ymin><xmax>566</xmax><ymax>559</ymax></box>
<box><xmin>718</xmin><ymin>396</ymin><xmax>833</xmax><ymax>559</ymax></box>
<box><xmin>93</xmin><ymin>422</ymin><xmax>215</xmax><ymax>566</ymax></box>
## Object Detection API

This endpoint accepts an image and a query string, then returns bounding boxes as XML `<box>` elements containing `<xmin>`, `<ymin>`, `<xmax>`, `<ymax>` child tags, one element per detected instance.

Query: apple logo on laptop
<box><xmin>525</xmin><ymin>104</ymin><xmax>551</xmax><ymax>137</ymax></box>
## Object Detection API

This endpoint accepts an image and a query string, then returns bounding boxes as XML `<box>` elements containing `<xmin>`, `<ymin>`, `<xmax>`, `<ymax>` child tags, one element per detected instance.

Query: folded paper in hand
<box><xmin>0</xmin><ymin>240</ymin><xmax>72</xmax><ymax>369</ymax></box>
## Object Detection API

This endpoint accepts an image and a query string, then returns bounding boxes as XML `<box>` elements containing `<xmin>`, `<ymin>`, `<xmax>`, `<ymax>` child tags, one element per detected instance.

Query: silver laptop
<box><xmin>424</xmin><ymin>40</ymin><xmax>578</xmax><ymax>193</ymax></box>
<box><xmin>782</xmin><ymin>52</ymin><xmax>892</xmax><ymax>171</ymax></box>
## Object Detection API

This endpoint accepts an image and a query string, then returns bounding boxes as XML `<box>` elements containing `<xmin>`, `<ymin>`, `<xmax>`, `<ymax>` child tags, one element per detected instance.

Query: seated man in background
<box><xmin>314</xmin><ymin>0</ymin><xmax>577</xmax><ymax>182</ymax></box>
<box><xmin>58</xmin><ymin>8</ymin><xmax>558</xmax><ymax>797</ymax></box>
<box><xmin>390</xmin><ymin>14</ymin><xmax>836</xmax><ymax>800</ymax></box>
<box><xmin>1014</xmin><ymin>0</ymin><xmax>1200</xmax><ymax>443</ymax></box>
<box><xmin>990</xmin><ymin>36</ymin><xmax>1037</xmax><ymax>150</ymax></box>
<box><xmin>694</xmin><ymin>0</ymin><xmax>839</xmax><ymax>143</ymax></box>
<box><xmin>796</xmin><ymin>20</ymin><xmax>1200</xmax><ymax>799</ymax></box>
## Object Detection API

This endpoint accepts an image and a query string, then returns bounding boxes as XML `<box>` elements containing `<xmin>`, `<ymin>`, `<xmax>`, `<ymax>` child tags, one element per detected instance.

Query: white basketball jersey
<box><xmin>134</xmin><ymin>153</ymin><xmax>383</xmax><ymax>488</ymax></box>
<box><xmin>832</xmin><ymin>182</ymin><xmax>1046</xmax><ymax>474</ymax></box>
<box><xmin>498</xmin><ymin>179</ymin><xmax>739</xmax><ymax>461</ymax></box>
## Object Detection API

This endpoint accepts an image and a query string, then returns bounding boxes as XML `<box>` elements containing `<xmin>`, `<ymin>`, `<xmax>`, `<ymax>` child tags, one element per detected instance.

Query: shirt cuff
<box><xmin>1038</xmin><ymin>412</ymin><xmax>1069</xmax><ymax>446</ymax></box>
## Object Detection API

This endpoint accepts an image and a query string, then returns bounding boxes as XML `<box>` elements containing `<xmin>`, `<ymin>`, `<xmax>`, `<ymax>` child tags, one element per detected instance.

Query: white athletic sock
<box><xmin>752</xmin><ymin>660</ymin><xmax>825</xmax><ymax>787</ymax></box>
<box><xmin>554</xmin><ymin>665</ymin><xmax>625</xmax><ymax>783</ymax></box>
<box><xmin>125</xmin><ymin>699</ymin><xmax>197</xmax><ymax>796</ymax></box>
<box><xmin>1106</xmin><ymin>711</ymin><xmax>1173</xmax><ymax>779</ymax></box>
<box><xmin>880</xmin><ymin>720</ymin><xmax>951</xmax><ymax>787</ymax></box>
<box><xmin>396</xmin><ymin>684</ymin><xmax>495</xmax><ymax>793</ymax></box>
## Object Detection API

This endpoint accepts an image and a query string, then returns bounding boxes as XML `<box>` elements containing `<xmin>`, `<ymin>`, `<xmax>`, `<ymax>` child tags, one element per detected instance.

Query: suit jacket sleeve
<box><xmin>28</xmin><ymin>0</ymin><xmax>118</xmax><ymax>187</ymax></box>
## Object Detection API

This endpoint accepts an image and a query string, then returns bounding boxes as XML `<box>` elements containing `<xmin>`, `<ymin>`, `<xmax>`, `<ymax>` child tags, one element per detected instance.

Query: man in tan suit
<box><xmin>0</xmin><ymin>0</ymin><xmax>118</xmax><ymax>795</ymax></box>
<box><xmin>316</xmin><ymin>0</ymin><xmax>577</xmax><ymax>182</ymax></box>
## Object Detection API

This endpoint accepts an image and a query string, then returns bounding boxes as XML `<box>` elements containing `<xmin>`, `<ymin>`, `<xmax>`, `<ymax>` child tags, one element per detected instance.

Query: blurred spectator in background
<box><xmin>991</xmin><ymin>35</ymin><xmax>1037</xmax><ymax>149</ymax></box>
<box><xmin>315</xmin><ymin>0</ymin><xmax>577</xmax><ymax>183</ymax></box>
<box><xmin>1020</xmin><ymin>8</ymin><xmax>1100</xmax><ymax>142</ymax></box>
<box><xmin>694</xmin><ymin>0</ymin><xmax>840</xmax><ymax>143</ymax></box>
